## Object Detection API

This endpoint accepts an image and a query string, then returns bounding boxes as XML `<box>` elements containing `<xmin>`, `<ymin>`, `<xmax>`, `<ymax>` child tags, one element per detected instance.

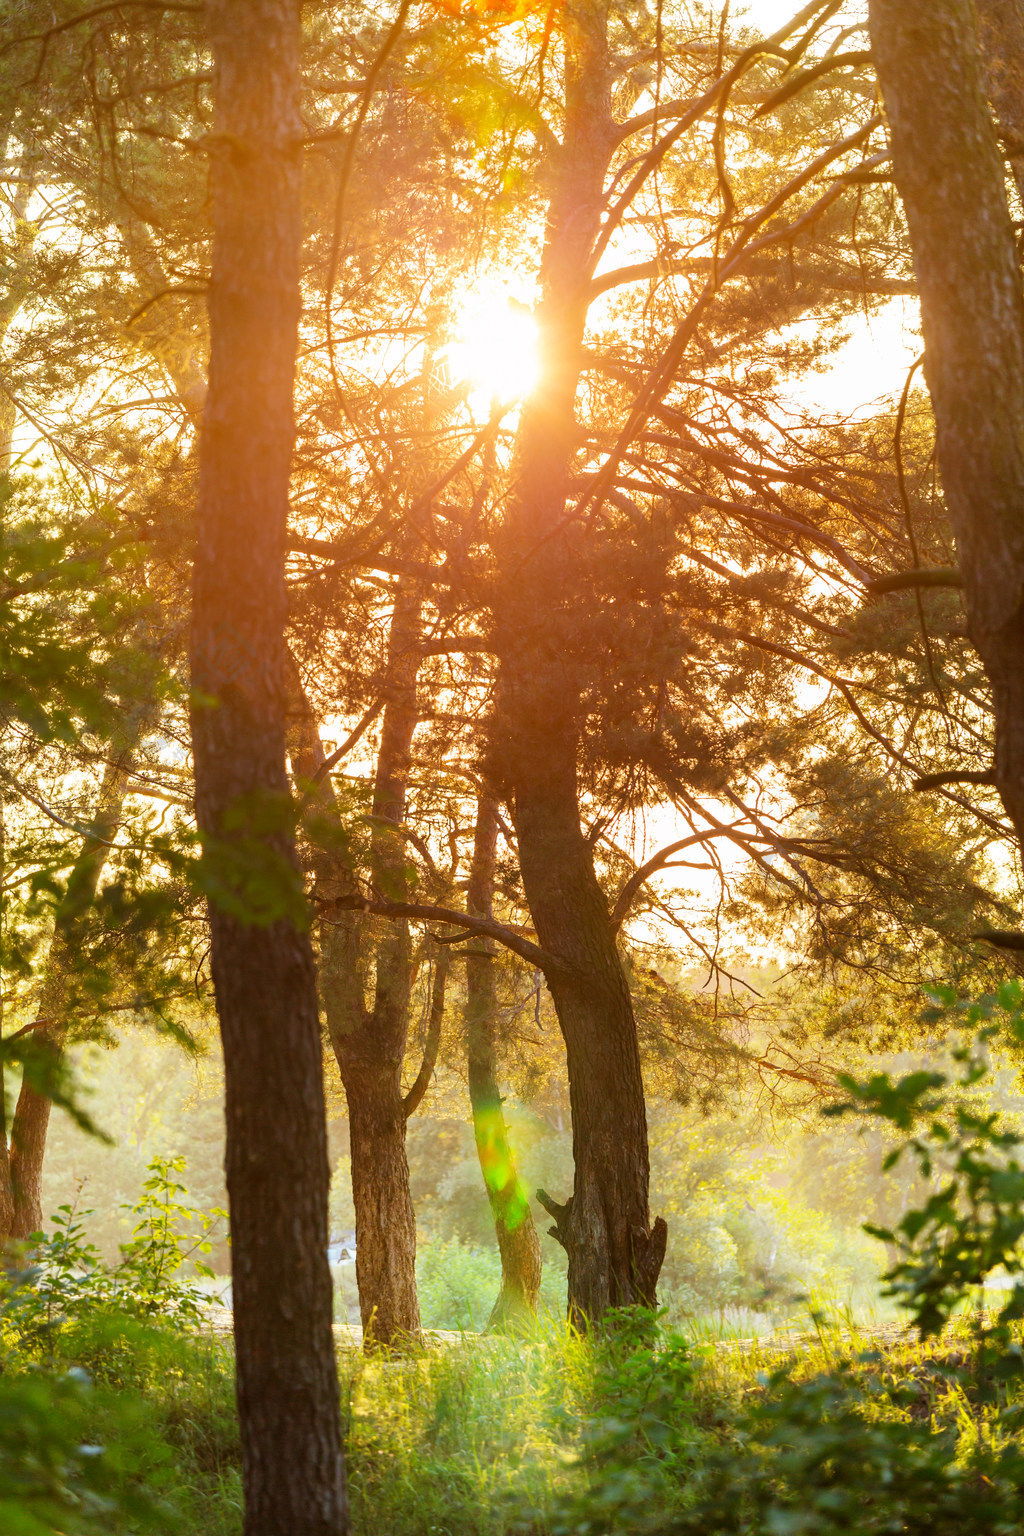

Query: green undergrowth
<box><xmin>10</xmin><ymin>1290</ymin><xmax>1024</xmax><ymax>1535</ymax></box>
<box><xmin>12</xmin><ymin>985</ymin><xmax>1024</xmax><ymax>1531</ymax></box>
<box><xmin>343</xmin><ymin>1314</ymin><xmax>711</xmax><ymax>1535</ymax></box>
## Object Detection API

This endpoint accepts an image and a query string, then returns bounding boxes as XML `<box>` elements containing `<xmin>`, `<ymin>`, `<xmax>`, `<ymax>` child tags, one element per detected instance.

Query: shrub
<box><xmin>1</xmin><ymin>1156</ymin><xmax>224</xmax><ymax>1369</ymax></box>
<box><xmin>416</xmin><ymin>1237</ymin><xmax>502</xmax><ymax>1331</ymax></box>
<box><xmin>0</xmin><ymin>1367</ymin><xmax>181</xmax><ymax>1535</ymax></box>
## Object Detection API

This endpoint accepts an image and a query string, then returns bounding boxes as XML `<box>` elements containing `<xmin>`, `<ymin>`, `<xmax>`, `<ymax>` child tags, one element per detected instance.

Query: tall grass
<box><xmin>9</xmin><ymin>1299</ymin><xmax>1024</xmax><ymax>1535</ymax></box>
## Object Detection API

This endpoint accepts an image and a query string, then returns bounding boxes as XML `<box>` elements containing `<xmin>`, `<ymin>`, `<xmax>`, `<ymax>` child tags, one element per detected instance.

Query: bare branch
<box><xmin>0</xmin><ymin>767</ymin><xmax>115</xmax><ymax>846</ymax></box>
<box><xmin>309</xmin><ymin>698</ymin><xmax>384</xmax><ymax>785</ymax></box>
<box><xmin>866</xmin><ymin>567</ymin><xmax>964</xmax><ymax>594</ymax></box>
<box><xmin>321</xmin><ymin>893</ymin><xmax>573</xmax><ymax>978</ymax></box>
<box><xmin>913</xmin><ymin>768</ymin><xmax>997</xmax><ymax>791</ymax></box>
<box><xmin>610</xmin><ymin>826</ymin><xmax>746</xmax><ymax>931</ymax></box>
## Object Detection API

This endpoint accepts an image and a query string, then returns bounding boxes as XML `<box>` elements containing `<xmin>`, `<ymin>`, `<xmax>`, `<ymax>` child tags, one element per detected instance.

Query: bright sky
<box><xmin>783</xmin><ymin>299</ymin><xmax>920</xmax><ymax>419</ymax></box>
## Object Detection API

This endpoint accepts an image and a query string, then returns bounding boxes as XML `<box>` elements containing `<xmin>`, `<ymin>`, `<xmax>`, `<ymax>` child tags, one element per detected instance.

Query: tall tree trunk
<box><xmin>868</xmin><ymin>1</ymin><xmax>1024</xmax><ymax>850</ymax></box>
<box><xmin>466</xmin><ymin>788</ymin><xmax>542</xmax><ymax>1327</ymax></box>
<box><xmin>189</xmin><ymin>2</ymin><xmax>346</xmax><ymax>1531</ymax></box>
<box><xmin>7</xmin><ymin>730</ymin><xmax>140</xmax><ymax>1241</ymax></box>
<box><xmin>320</xmin><ymin>578</ymin><xmax>424</xmax><ymax>1347</ymax></box>
<box><xmin>493</xmin><ymin>0</ymin><xmax>665</xmax><ymax>1324</ymax></box>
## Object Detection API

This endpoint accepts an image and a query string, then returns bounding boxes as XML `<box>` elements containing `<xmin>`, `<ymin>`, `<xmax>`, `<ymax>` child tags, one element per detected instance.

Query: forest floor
<box><xmin>4</xmin><ymin>1301</ymin><xmax>1020</xmax><ymax>1534</ymax></box>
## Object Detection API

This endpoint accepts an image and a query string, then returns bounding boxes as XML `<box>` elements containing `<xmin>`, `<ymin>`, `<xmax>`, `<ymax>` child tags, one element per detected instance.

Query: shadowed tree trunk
<box><xmin>188</xmin><ymin>1</ymin><xmax>347</xmax><ymax>1530</ymax></box>
<box><xmin>0</xmin><ymin>800</ymin><xmax>12</xmax><ymax>1236</ymax></box>
<box><xmin>286</xmin><ymin>612</ymin><xmax>428</xmax><ymax>1349</ymax></box>
<box><xmin>868</xmin><ymin>0</ymin><xmax>1024</xmax><ymax>851</ymax></box>
<box><xmin>318</xmin><ymin>576</ymin><xmax>424</xmax><ymax>1347</ymax></box>
<box><xmin>466</xmin><ymin>787</ymin><xmax>542</xmax><ymax>1327</ymax></box>
<box><xmin>493</xmin><ymin>0</ymin><xmax>665</xmax><ymax>1325</ymax></box>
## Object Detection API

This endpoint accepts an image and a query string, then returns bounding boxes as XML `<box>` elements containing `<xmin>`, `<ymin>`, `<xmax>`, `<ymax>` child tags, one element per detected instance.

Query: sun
<box><xmin>447</xmin><ymin>286</ymin><xmax>540</xmax><ymax>408</ymax></box>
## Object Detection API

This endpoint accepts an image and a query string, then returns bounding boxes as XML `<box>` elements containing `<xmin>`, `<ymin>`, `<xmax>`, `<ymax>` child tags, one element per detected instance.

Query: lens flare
<box><xmin>448</xmin><ymin>289</ymin><xmax>540</xmax><ymax>407</ymax></box>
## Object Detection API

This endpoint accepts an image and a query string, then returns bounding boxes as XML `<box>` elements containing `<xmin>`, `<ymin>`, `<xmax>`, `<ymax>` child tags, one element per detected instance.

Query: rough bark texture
<box><xmin>493</xmin><ymin>0</ymin><xmax>665</xmax><ymax>1325</ymax></box>
<box><xmin>869</xmin><ymin>0</ymin><xmax>1024</xmax><ymax>849</ymax></box>
<box><xmin>320</xmin><ymin>576</ymin><xmax>423</xmax><ymax>1346</ymax></box>
<box><xmin>7</xmin><ymin>735</ymin><xmax>138</xmax><ymax>1241</ymax></box>
<box><xmin>189</xmin><ymin>2</ymin><xmax>347</xmax><ymax>1531</ymax></box>
<box><xmin>466</xmin><ymin>789</ymin><xmax>542</xmax><ymax>1327</ymax></box>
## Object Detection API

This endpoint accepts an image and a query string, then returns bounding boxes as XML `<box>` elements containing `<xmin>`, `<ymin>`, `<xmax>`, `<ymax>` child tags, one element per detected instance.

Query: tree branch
<box><xmin>310</xmin><ymin>697</ymin><xmax>384</xmax><ymax>785</ymax></box>
<box><xmin>866</xmin><ymin>567</ymin><xmax>964</xmax><ymax>594</ymax></box>
<box><xmin>913</xmin><ymin>768</ymin><xmax>996</xmax><ymax>791</ymax></box>
<box><xmin>610</xmin><ymin>826</ymin><xmax>745</xmax><ymax>931</ymax></box>
<box><xmin>321</xmin><ymin>894</ymin><xmax>574</xmax><ymax>978</ymax></box>
<box><xmin>286</xmin><ymin>536</ymin><xmax>437</xmax><ymax>582</ymax></box>
<box><xmin>591</xmin><ymin>253</ymin><xmax>914</xmax><ymax>300</ymax></box>
<box><xmin>972</xmin><ymin>929</ymin><xmax>1024</xmax><ymax>951</ymax></box>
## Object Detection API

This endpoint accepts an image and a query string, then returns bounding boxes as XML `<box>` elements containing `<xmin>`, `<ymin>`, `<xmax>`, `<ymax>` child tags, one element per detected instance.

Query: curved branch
<box><xmin>913</xmin><ymin>768</ymin><xmax>996</xmax><ymax>792</ymax></box>
<box><xmin>310</xmin><ymin>697</ymin><xmax>384</xmax><ymax>785</ymax></box>
<box><xmin>322</xmin><ymin>894</ymin><xmax>574</xmax><ymax>979</ymax></box>
<box><xmin>610</xmin><ymin>826</ymin><xmax>744</xmax><ymax>931</ymax></box>
<box><xmin>0</xmin><ymin>767</ymin><xmax>115</xmax><ymax>846</ymax></box>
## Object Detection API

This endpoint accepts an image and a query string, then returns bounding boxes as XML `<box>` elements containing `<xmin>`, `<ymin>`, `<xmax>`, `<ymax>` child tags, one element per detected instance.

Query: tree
<box><xmin>288</xmin><ymin>639</ymin><xmax>433</xmax><ymax>1349</ymax></box>
<box><xmin>6</xmin><ymin>0</ymin><xmax>1015</xmax><ymax>1357</ymax></box>
<box><xmin>465</xmin><ymin>783</ymin><xmax>543</xmax><ymax>1324</ymax></box>
<box><xmin>867</xmin><ymin>0</ymin><xmax>1024</xmax><ymax>854</ymax></box>
<box><xmin>290</xmin><ymin>0</ymin><xmax>1007</xmax><ymax>1324</ymax></box>
<box><xmin>188</xmin><ymin>0</ymin><xmax>347</xmax><ymax>1529</ymax></box>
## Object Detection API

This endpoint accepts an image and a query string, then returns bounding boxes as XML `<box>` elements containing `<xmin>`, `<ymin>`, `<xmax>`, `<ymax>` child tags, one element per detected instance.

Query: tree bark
<box><xmin>466</xmin><ymin>788</ymin><xmax>542</xmax><ymax>1327</ymax></box>
<box><xmin>319</xmin><ymin>577</ymin><xmax>424</xmax><ymax>1347</ymax></box>
<box><xmin>493</xmin><ymin>0</ymin><xmax>665</xmax><ymax>1325</ymax></box>
<box><xmin>189</xmin><ymin>2</ymin><xmax>347</xmax><ymax>1531</ymax></box>
<box><xmin>869</xmin><ymin>1</ymin><xmax>1024</xmax><ymax>850</ymax></box>
<box><xmin>402</xmin><ymin>947</ymin><xmax>447</xmax><ymax>1120</ymax></box>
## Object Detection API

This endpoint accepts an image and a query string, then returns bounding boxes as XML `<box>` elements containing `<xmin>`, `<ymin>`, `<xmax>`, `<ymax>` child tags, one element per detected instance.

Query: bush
<box><xmin>1</xmin><ymin>1156</ymin><xmax>224</xmax><ymax>1370</ymax></box>
<box><xmin>0</xmin><ymin>1367</ymin><xmax>181</xmax><ymax>1535</ymax></box>
<box><xmin>416</xmin><ymin>1237</ymin><xmax>503</xmax><ymax>1331</ymax></box>
<box><xmin>416</xmin><ymin>1236</ymin><xmax>568</xmax><ymax>1331</ymax></box>
<box><xmin>0</xmin><ymin>1159</ymin><xmax>239</xmax><ymax>1535</ymax></box>
<box><xmin>537</xmin><ymin>983</ymin><xmax>1024</xmax><ymax>1536</ymax></box>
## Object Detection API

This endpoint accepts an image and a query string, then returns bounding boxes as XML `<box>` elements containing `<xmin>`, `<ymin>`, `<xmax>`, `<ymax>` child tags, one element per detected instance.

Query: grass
<box><xmin>343</xmin><ymin>1327</ymin><xmax>607</xmax><ymax>1534</ymax></box>
<box><xmin>7</xmin><ymin>1300</ymin><xmax>1024</xmax><ymax>1534</ymax></box>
